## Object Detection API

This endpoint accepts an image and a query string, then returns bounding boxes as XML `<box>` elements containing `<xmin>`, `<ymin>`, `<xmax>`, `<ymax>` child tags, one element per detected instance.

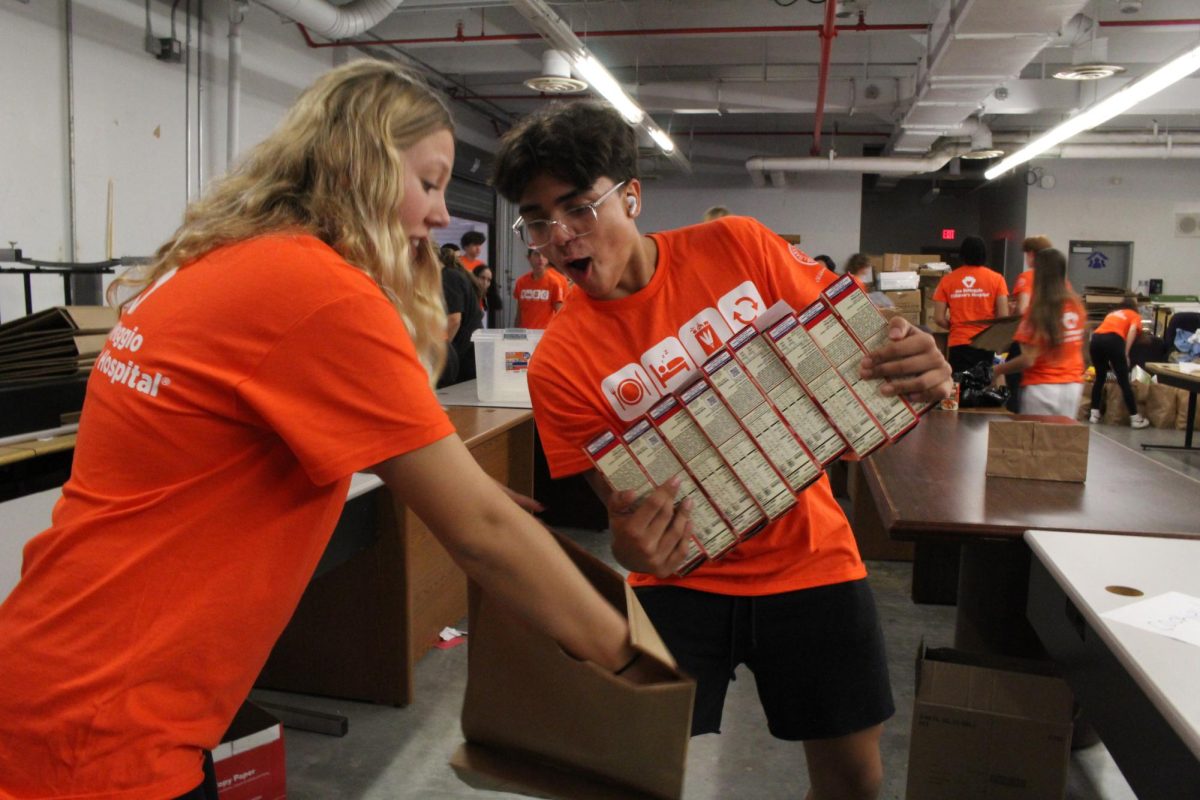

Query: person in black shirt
<box><xmin>440</xmin><ymin>250</ymin><xmax>483</xmax><ymax>385</ymax></box>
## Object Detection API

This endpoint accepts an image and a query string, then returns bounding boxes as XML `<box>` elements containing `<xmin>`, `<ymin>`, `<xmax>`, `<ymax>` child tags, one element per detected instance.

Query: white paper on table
<box><xmin>1100</xmin><ymin>591</ymin><xmax>1200</xmax><ymax>648</ymax></box>
<box><xmin>1173</xmin><ymin>362</ymin><xmax>1200</xmax><ymax>375</ymax></box>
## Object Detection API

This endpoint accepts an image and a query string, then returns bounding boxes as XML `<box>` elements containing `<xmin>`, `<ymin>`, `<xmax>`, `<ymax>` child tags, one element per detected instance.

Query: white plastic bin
<box><xmin>471</xmin><ymin>328</ymin><xmax>544</xmax><ymax>404</ymax></box>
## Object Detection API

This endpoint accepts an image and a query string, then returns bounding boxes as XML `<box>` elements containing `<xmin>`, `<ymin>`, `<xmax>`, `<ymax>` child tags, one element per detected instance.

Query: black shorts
<box><xmin>634</xmin><ymin>579</ymin><xmax>894</xmax><ymax>741</ymax></box>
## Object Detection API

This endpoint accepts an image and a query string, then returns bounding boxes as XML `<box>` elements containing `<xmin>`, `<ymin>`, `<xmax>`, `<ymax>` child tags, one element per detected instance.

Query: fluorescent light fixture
<box><xmin>986</xmin><ymin>40</ymin><xmax>1200</xmax><ymax>180</ymax></box>
<box><xmin>572</xmin><ymin>55</ymin><xmax>644</xmax><ymax>125</ymax></box>
<box><xmin>647</xmin><ymin>125</ymin><xmax>676</xmax><ymax>153</ymax></box>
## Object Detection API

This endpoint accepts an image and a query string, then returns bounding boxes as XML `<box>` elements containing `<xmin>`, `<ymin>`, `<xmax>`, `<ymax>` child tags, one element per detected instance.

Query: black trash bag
<box><xmin>953</xmin><ymin>361</ymin><xmax>1010</xmax><ymax>408</ymax></box>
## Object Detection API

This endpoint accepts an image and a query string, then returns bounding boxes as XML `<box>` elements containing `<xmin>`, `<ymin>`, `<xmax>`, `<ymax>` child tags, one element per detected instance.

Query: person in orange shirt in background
<box><xmin>933</xmin><ymin>235</ymin><xmax>1010</xmax><ymax>374</ymax></box>
<box><xmin>1088</xmin><ymin>299</ymin><xmax>1150</xmax><ymax>428</ymax></box>
<box><xmin>993</xmin><ymin>248</ymin><xmax>1086</xmax><ymax>418</ymax></box>
<box><xmin>1011</xmin><ymin>234</ymin><xmax>1052</xmax><ymax>314</ymax></box>
<box><xmin>843</xmin><ymin>252</ymin><xmax>874</xmax><ymax>292</ymax></box>
<box><xmin>0</xmin><ymin>61</ymin><xmax>658</xmax><ymax>800</ymax></box>
<box><xmin>514</xmin><ymin>247</ymin><xmax>568</xmax><ymax>329</ymax></box>
<box><xmin>494</xmin><ymin>101</ymin><xmax>952</xmax><ymax>800</ymax></box>
<box><xmin>458</xmin><ymin>230</ymin><xmax>487</xmax><ymax>272</ymax></box>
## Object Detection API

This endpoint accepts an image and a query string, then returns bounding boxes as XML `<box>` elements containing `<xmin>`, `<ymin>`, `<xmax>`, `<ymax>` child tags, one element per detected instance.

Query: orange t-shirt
<box><xmin>459</xmin><ymin>255</ymin><xmax>485</xmax><ymax>273</ymax></box>
<box><xmin>528</xmin><ymin>216</ymin><xmax>865</xmax><ymax>597</ymax></box>
<box><xmin>0</xmin><ymin>235</ymin><xmax>454</xmax><ymax>799</ymax></box>
<box><xmin>1011</xmin><ymin>269</ymin><xmax>1032</xmax><ymax>299</ymax></box>
<box><xmin>933</xmin><ymin>266</ymin><xmax>1009</xmax><ymax>347</ymax></box>
<box><xmin>1094</xmin><ymin>308</ymin><xmax>1142</xmax><ymax>339</ymax></box>
<box><xmin>1013</xmin><ymin>296</ymin><xmax>1087</xmax><ymax>386</ymax></box>
<box><xmin>513</xmin><ymin>270</ymin><xmax>568</xmax><ymax>329</ymax></box>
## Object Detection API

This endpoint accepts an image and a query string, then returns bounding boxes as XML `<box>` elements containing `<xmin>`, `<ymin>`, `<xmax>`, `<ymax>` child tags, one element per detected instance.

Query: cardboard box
<box><xmin>213</xmin><ymin>702</ymin><xmax>286</xmax><ymax>800</ymax></box>
<box><xmin>882</xmin><ymin>253</ymin><xmax>939</xmax><ymax>272</ymax></box>
<box><xmin>985</xmin><ymin>419</ymin><xmax>1089</xmax><ymax>482</ymax></box>
<box><xmin>883</xmin><ymin>289</ymin><xmax>922</xmax><ymax>309</ymax></box>
<box><xmin>907</xmin><ymin>645</ymin><xmax>1074</xmax><ymax>800</ymax></box>
<box><xmin>877</xmin><ymin>271</ymin><xmax>920</xmax><ymax>292</ymax></box>
<box><xmin>452</xmin><ymin>531</ymin><xmax>696</xmax><ymax>800</ymax></box>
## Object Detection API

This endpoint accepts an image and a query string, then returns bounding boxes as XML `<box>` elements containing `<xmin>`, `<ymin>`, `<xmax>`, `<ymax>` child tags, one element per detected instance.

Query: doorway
<box><xmin>1068</xmin><ymin>240</ymin><xmax>1132</xmax><ymax>291</ymax></box>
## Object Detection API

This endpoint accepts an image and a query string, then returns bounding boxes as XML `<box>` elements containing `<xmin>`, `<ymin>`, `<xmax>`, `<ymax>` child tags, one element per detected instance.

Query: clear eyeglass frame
<box><xmin>512</xmin><ymin>181</ymin><xmax>627</xmax><ymax>250</ymax></box>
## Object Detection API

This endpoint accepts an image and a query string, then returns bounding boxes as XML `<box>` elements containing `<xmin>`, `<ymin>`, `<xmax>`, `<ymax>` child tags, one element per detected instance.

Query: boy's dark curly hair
<box><xmin>492</xmin><ymin>102</ymin><xmax>639</xmax><ymax>203</ymax></box>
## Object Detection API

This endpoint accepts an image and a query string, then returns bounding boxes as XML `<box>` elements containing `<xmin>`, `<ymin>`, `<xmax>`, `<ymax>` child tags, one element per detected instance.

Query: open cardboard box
<box><xmin>451</xmin><ymin>531</ymin><xmax>696</xmax><ymax>800</ymax></box>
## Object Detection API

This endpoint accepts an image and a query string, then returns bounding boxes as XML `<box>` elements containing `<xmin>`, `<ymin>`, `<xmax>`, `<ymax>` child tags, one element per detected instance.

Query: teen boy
<box><xmin>493</xmin><ymin>102</ymin><xmax>951</xmax><ymax>799</ymax></box>
<box><xmin>514</xmin><ymin>248</ymin><xmax>568</xmax><ymax>328</ymax></box>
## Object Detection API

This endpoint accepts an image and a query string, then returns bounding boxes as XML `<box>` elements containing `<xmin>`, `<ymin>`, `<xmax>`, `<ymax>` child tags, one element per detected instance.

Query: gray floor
<box><xmin>264</xmin><ymin>418</ymin><xmax>1197</xmax><ymax>799</ymax></box>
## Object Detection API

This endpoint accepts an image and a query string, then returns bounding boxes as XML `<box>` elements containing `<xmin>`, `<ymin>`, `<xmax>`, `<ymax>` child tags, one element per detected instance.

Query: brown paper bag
<box><xmin>1102</xmin><ymin>381</ymin><xmax>1131</xmax><ymax>426</ymax></box>
<box><xmin>453</xmin><ymin>530</ymin><xmax>695</xmax><ymax>800</ymax></box>
<box><xmin>1076</xmin><ymin>390</ymin><xmax>1092</xmax><ymax>423</ymax></box>
<box><xmin>1176</xmin><ymin>387</ymin><xmax>1200</xmax><ymax>431</ymax></box>
<box><xmin>1146</xmin><ymin>382</ymin><xmax>1178</xmax><ymax>429</ymax></box>
<box><xmin>1132</xmin><ymin>380</ymin><xmax>1151</xmax><ymax>410</ymax></box>
<box><xmin>986</xmin><ymin>420</ymin><xmax>1088</xmax><ymax>482</ymax></box>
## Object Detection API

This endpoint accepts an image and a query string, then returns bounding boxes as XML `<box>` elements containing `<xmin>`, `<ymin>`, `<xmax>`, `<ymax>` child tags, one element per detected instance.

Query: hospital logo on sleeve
<box><xmin>601</xmin><ymin>363</ymin><xmax>660</xmax><ymax>421</ymax></box>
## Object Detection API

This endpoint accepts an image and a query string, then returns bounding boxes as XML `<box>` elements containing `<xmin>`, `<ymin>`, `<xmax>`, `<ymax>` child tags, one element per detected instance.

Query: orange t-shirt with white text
<box><xmin>934</xmin><ymin>266</ymin><xmax>1009</xmax><ymax>347</ymax></box>
<box><xmin>1094</xmin><ymin>308</ymin><xmax>1142</xmax><ymax>339</ymax></box>
<box><xmin>514</xmin><ymin>270</ymin><xmax>568</xmax><ymax>329</ymax></box>
<box><xmin>0</xmin><ymin>235</ymin><xmax>454</xmax><ymax>800</ymax></box>
<box><xmin>528</xmin><ymin>216</ymin><xmax>866</xmax><ymax>597</ymax></box>
<box><xmin>1014</xmin><ymin>296</ymin><xmax>1087</xmax><ymax>385</ymax></box>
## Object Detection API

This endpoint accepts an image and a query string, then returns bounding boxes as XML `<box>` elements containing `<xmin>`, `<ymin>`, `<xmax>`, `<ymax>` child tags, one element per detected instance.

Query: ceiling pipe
<box><xmin>1052</xmin><ymin>143</ymin><xmax>1200</xmax><ymax>158</ymax></box>
<box><xmin>226</xmin><ymin>1</ymin><xmax>246</xmax><ymax>169</ymax></box>
<box><xmin>293</xmin><ymin>21</ymin><xmax>928</xmax><ymax>48</ymax></box>
<box><xmin>746</xmin><ymin>148</ymin><xmax>966</xmax><ymax>179</ymax></box>
<box><xmin>1098</xmin><ymin>18</ymin><xmax>1200</xmax><ymax>28</ymax></box>
<box><xmin>991</xmin><ymin>132</ymin><xmax>1200</xmax><ymax>145</ymax></box>
<box><xmin>257</xmin><ymin>0</ymin><xmax>404</xmax><ymax>39</ymax></box>
<box><xmin>809</xmin><ymin>0</ymin><xmax>839</xmax><ymax>156</ymax></box>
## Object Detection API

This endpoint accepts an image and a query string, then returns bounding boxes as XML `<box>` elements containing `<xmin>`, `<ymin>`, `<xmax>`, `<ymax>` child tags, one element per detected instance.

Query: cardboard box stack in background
<box><xmin>907</xmin><ymin>645</ymin><xmax>1074</xmax><ymax>800</ymax></box>
<box><xmin>918</xmin><ymin>267</ymin><xmax>950</xmax><ymax>332</ymax></box>
<box><xmin>882</xmin><ymin>253</ymin><xmax>941</xmax><ymax>272</ymax></box>
<box><xmin>883</xmin><ymin>289</ymin><xmax>922</xmax><ymax>327</ymax></box>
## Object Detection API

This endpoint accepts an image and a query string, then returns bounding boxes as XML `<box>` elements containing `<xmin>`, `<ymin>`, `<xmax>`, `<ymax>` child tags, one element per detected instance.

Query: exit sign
<box><xmin>942</xmin><ymin>228</ymin><xmax>956</xmax><ymax>240</ymax></box>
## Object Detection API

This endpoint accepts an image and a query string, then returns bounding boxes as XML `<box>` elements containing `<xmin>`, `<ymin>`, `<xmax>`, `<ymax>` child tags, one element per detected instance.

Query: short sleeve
<box><xmin>934</xmin><ymin>276</ymin><xmax>949</xmax><ymax>303</ymax></box>
<box><xmin>735</xmin><ymin>219</ymin><xmax>833</xmax><ymax>308</ymax></box>
<box><xmin>1013</xmin><ymin>312</ymin><xmax>1036</xmax><ymax>347</ymax></box>
<box><xmin>550</xmin><ymin>276</ymin><xmax>566</xmax><ymax>304</ymax></box>
<box><xmin>993</xmin><ymin>272</ymin><xmax>1010</xmax><ymax>296</ymax></box>
<box><xmin>237</xmin><ymin>292</ymin><xmax>455</xmax><ymax>485</ymax></box>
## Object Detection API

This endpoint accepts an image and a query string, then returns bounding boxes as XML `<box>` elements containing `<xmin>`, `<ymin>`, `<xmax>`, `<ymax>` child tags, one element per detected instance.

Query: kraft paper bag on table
<box><xmin>451</xmin><ymin>530</ymin><xmax>695</xmax><ymax>800</ymax></box>
<box><xmin>986</xmin><ymin>420</ymin><xmax>1088</xmax><ymax>482</ymax></box>
<box><xmin>1146</xmin><ymin>382</ymin><xmax>1178</xmax><ymax>429</ymax></box>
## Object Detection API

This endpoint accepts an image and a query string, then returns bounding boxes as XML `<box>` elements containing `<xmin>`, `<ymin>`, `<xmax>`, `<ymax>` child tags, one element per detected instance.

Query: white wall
<box><xmin>638</xmin><ymin>172</ymin><xmax>863</xmax><ymax>264</ymax></box>
<box><xmin>0</xmin><ymin>0</ymin><xmax>343</xmax><ymax>322</ymax></box>
<box><xmin>1026</xmin><ymin>158</ymin><xmax>1200</xmax><ymax>295</ymax></box>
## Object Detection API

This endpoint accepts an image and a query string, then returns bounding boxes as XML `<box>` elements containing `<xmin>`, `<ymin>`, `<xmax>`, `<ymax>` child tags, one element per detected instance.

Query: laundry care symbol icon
<box><xmin>962</xmin><ymin>276</ymin><xmax>977</xmax><ymax>289</ymax></box>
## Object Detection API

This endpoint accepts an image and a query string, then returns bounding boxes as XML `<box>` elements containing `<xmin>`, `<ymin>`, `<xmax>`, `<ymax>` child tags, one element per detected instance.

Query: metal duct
<box><xmin>256</xmin><ymin>0</ymin><xmax>404</xmax><ymax>39</ymax></box>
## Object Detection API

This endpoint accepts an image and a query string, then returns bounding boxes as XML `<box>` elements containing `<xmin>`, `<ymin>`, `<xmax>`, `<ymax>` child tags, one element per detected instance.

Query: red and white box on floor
<box><xmin>214</xmin><ymin>702</ymin><xmax>286</xmax><ymax>800</ymax></box>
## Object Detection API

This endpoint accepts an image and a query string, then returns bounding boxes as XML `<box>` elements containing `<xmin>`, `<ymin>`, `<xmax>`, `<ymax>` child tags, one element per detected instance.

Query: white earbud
<box><xmin>626</xmin><ymin>195</ymin><xmax>638</xmax><ymax>213</ymax></box>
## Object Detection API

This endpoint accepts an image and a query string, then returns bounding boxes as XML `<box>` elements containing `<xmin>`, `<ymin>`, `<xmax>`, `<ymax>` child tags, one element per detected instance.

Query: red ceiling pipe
<box><xmin>296</xmin><ymin>21</ymin><xmax>926</xmax><ymax>48</ymax></box>
<box><xmin>809</xmin><ymin>1</ymin><xmax>840</xmax><ymax>156</ymax></box>
<box><xmin>1098</xmin><ymin>18</ymin><xmax>1200</xmax><ymax>27</ymax></box>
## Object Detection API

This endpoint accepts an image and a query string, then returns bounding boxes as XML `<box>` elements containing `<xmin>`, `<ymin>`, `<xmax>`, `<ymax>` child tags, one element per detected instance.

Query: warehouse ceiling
<box><xmin>290</xmin><ymin>0</ymin><xmax>1200</xmax><ymax>178</ymax></box>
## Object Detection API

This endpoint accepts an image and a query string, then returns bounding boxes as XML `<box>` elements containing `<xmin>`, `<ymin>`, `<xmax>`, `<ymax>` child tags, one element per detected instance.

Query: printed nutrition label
<box><xmin>771</xmin><ymin>313</ymin><xmax>886</xmax><ymax>457</ymax></box>
<box><xmin>707</xmin><ymin>345</ymin><xmax>820</xmax><ymax>493</ymax></box>
<box><xmin>682</xmin><ymin>381</ymin><xmax>795</xmax><ymax>520</ymax></box>
<box><xmin>812</xmin><ymin>296</ymin><xmax>917</xmax><ymax>440</ymax></box>
<box><xmin>623</xmin><ymin>420</ymin><xmax>725</xmax><ymax>566</ymax></box>
<box><xmin>651</xmin><ymin>397</ymin><xmax>763</xmax><ymax>541</ymax></box>
<box><xmin>586</xmin><ymin>431</ymin><xmax>651</xmax><ymax>496</ymax></box>
<box><xmin>734</xmin><ymin>334</ymin><xmax>848</xmax><ymax>465</ymax></box>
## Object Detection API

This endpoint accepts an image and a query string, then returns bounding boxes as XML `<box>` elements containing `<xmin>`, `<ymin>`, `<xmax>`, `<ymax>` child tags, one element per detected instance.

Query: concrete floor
<box><xmin>262</xmin><ymin>418</ymin><xmax>1196</xmax><ymax>799</ymax></box>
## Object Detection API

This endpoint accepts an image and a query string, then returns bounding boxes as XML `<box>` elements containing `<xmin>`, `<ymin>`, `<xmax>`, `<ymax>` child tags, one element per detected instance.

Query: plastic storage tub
<box><xmin>471</xmin><ymin>328</ymin><xmax>545</xmax><ymax>404</ymax></box>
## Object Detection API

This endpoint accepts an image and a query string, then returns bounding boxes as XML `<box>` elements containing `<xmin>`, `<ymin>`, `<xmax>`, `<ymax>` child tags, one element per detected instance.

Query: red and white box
<box><xmin>715</xmin><ymin>330</ymin><xmax>828</xmax><ymax>489</ymax></box>
<box><xmin>821</xmin><ymin>275</ymin><xmax>923</xmax><ymax>437</ymax></box>
<box><xmin>214</xmin><ymin>702</ymin><xmax>286</xmax><ymax>800</ymax></box>
<box><xmin>767</xmin><ymin>310</ymin><xmax>888</xmax><ymax>458</ymax></box>
<box><xmin>621</xmin><ymin>418</ymin><xmax>734</xmax><ymax>574</ymax></box>
<box><xmin>647</xmin><ymin>394</ymin><xmax>763</xmax><ymax>554</ymax></box>
<box><xmin>729</xmin><ymin>324</ymin><xmax>849</xmax><ymax>467</ymax></box>
<box><xmin>585</xmin><ymin>428</ymin><xmax>705</xmax><ymax>575</ymax></box>
<box><xmin>678</xmin><ymin>376</ymin><xmax>796</xmax><ymax>521</ymax></box>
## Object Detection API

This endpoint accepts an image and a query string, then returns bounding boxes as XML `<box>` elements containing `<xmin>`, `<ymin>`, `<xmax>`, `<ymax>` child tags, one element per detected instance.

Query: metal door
<box><xmin>1067</xmin><ymin>241</ymin><xmax>1132</xmax><ymax>290</ymax></box>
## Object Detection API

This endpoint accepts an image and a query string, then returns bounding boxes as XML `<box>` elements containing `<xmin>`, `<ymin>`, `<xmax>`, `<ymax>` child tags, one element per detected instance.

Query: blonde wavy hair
<box><xmin>108</xmin><ymin>59</ymin><xmax>452</xmax><ymax>380</ymax></box>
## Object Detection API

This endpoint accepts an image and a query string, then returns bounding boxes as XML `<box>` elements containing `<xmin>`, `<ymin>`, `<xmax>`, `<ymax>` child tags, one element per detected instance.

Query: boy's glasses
<box><xmin>512</xmin><ymin>181</ymin><xmax>626</xmax><ymax>250</ymax></box>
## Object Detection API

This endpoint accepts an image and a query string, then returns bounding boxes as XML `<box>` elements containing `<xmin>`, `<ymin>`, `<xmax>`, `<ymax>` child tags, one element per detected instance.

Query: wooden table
<box><xmin>861</xmin><ymin>411</ymin><xmax>1200</xmax><ymax>656</ymax></box>
<box><xmin>1144</xmin><ymin>362</ymin><xmax>1200</xmax><ymax>452</ymax></box>
<box><xmin>256</xmin><ymin>405</ymin><xmax>534</xmax><ymax>707</ymax></box>
<box><xmin>1026</xmin><ymin>530</ymin><xmax>1200</xmax><ymax>799</ymax></box>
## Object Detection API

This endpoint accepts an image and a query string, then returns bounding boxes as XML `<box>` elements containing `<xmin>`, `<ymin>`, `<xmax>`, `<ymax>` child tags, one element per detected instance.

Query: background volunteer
<box><xmin>1089</xmin><ymin>299</ymin><xmax>1150</xmax><ymax>428</ymax></box>
<box><xmin>933</xmin><ymin>236</ymin><xmax>1010</xmax><ymax>374</ymax></box>
<box><xmin>513</xmin><ymin>247</ymin><xmax>568</xmax><ymax>329</ymax></box>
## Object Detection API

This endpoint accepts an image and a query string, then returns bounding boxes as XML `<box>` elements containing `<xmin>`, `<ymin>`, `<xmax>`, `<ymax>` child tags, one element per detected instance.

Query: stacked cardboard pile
<box><xmin>587</xmin><ymin>277</ymin><xmax>929</xmax><ymax>573</ymax></box>
<box><xmin>1082</xmin><ymin>285</ymin><xmax>1136</xmax><ymax>323</ymax></box>
<box><xmin>0</xmin><ymin>306</ymin><xmax>116</xmax><ymax>385</ymax></box>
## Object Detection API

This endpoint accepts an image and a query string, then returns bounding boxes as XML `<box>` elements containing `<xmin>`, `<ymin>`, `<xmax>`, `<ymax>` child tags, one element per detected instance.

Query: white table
<box><xmin>1025</xmin><ymin>530</ymin><xmax>1200</xmax><ymax>799</ymax></box>
<box><xmin>1</xmin><ymin>474</ymin><xmax>385</xmax><ymax>601</ymax></box>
